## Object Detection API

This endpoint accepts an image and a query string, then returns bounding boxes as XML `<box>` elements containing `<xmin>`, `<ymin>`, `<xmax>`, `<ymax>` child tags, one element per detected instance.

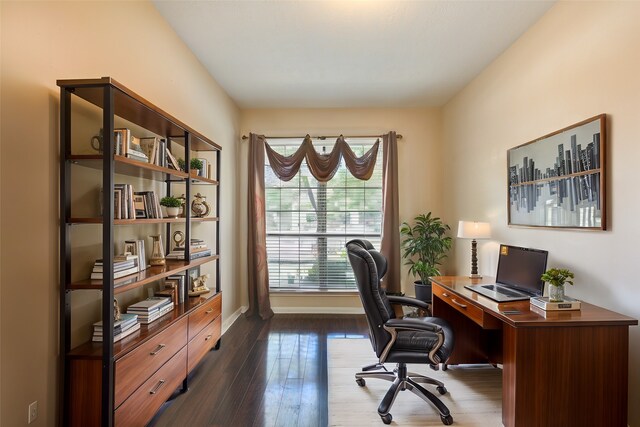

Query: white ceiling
<box><xmin>153</xmin><ymin>1</ymin><xmax>554</xmax><ymax>108</ymax></box>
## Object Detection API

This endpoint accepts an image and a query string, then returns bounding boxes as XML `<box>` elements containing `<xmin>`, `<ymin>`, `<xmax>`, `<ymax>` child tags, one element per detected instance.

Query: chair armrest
<box><xmin>387</xmin><ymin>295</ymin><xmax>430</xmax><ymax>311</ymax></box>
<box><xmin>385</xmin><ymin>318</ymin><xmax>442</xmax><ymax>334</ymax></box>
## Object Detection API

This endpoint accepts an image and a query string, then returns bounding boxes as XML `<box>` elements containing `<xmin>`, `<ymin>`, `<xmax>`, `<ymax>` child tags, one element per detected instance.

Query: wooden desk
<box><xmin>430</xmin><ymin>276</ymin><xmax>637</xmax><ymax>427</ymax></box>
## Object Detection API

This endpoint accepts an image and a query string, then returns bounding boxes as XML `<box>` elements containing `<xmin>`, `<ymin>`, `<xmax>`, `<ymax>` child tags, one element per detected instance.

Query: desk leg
<box><xmin>502</xmin><ymin>324</ymin><xmax>629</xmax><ymax>427</ymax></box>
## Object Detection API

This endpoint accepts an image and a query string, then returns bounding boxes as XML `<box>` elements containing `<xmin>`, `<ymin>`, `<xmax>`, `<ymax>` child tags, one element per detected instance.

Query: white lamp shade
<box><xmin>457</xmin><ymin>221</ymin><xmax>491</xmax><ymax>239</ymax></box>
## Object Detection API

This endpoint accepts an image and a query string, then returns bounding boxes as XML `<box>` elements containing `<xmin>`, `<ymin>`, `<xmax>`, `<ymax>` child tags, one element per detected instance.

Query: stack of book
<box><xmin>90</xmin><ymin>255</ymin><xmax>139</xmax><ymax>280</ymax></box>
<box><xmin>92</xmin><ymin>313</ymin><xmax>140</xmax><ymax>342</ymax></box>
<box><xmin>165</xmin><ymin>238</ymin><xmax>212</xmax><ymax>260</ymax></box>
<box><xmin>100</xmin><ymin>184</ymin><xmax>136</xmax><ymax>219</ymax></box>
<box><xmin>127</xmin><ymin>297</ymin><xmax>173</xmax><ymax>325</ymax></box>
<box><xmin>115</xmin><ymin>128</ymin><xmax>149</xmax><ymax>163</ymax></box>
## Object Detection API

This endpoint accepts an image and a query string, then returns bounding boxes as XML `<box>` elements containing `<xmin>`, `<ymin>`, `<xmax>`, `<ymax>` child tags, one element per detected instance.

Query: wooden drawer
<box><xmin>115</xmin><ymin>346</ymin><xmax>187</xmax><ymax>427</ymax></box>
<box><xmin>433</xmin><ymin>284</ymin><xmax>485</xmax><ymax>327</ymax></box>
<box><xmin>114</xmin><ymin>316</ymin><xmax>187</xmax><ymax>408</ymax></box>
<box><xmin>188</xmin><ymin>315</ymin><xmax>221</xmax><ymax>372</ymax></box>
<box><xmin>188</xmin><ymin>293</ymin><xmax>221</xmax><ymax>341</ymax></box>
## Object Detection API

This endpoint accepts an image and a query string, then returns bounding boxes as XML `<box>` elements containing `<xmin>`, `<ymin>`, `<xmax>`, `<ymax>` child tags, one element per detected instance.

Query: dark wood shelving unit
<box><xmin>59</xmin><ymin>77</ymin><xmax>222</xmax><ymax>427</ymax></box>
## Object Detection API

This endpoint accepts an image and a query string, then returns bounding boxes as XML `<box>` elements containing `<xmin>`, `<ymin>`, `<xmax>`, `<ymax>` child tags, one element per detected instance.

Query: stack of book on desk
<box><xmin>530</xmin><ymin>296</ymin><xmax>581</xmax><ymax>311</ymax></box>
<box><xmin>127</xmin><ymin>297</ymin><xmax>173</xmax><ymax>324</ymax></box>
<box><xmin>165</xmin><ymin>238</ymin><xmax>212</xmax><ymax>260</ymax></box>
<box><xmin>92</xmin><ymin>313</ymin><xmax>140</xmax><ymax>342</ymax></box>
<box><xmin>90</xmin><ymin>255</ymin><xmax>139</xmax><ymax>280</ymax></box>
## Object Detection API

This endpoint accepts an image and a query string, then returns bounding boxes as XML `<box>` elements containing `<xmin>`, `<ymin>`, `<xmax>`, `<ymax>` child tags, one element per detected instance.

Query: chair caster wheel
<box><xmin>441</xmin><ymin>414</ymin><xmax>453</xmax><ymax>425</ymax></box>
<box><xmin>436</xmin><ymin>385</ymin><xmax>447</xmax><ymax>395</ymax></box>
<box><xmin>356</xmin><ymin>378</ymin><xmax>366</xmax><ymax>387</ymax></box>
<box><xmin>380</xmin><ymin>413</ymin><xmax>392</xmax><ymax>424</ymax></box>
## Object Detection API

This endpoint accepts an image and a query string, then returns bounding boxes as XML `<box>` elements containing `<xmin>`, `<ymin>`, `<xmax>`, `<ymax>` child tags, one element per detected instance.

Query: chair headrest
<box><xmin>346</xmin><ymin>239</ymin><xmax>387</xmax><ymax>278</ymax></box>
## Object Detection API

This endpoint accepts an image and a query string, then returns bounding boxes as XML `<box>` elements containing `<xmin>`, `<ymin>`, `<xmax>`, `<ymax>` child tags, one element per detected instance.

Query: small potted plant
<box><xmin>190</xmin><ymin>158</ymin><xmax>203</xmax><ymax>176</ymax></box>
<box><xmin>160</xmin><ymin>196</ymin><xmax>182</xmax><ymax>218</ymax></box>
<box><xmin>400</xmin><ymin>212</ymin><xmax>452</xmax><ymax>302</ymax></box>
<box><xmin>177</xmin><ymin>158</ymin><xmax>186</xmax><ymax>172</ymax></box>
<box><xmin>541</xmin><ymin>268</ymin><xmax>574</xmax><ymax>302</ymax></box>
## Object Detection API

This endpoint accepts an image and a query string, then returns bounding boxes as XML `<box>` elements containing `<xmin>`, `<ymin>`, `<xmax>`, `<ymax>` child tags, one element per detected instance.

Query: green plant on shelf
<box><xmin>177</xmin><ymin>158</ymin><xmax>186</xmax><ymax>172</ymax></box>
<box><xmin>160</xmin><ymin>196</ymin><xmax>182</xmax><ymax>208</ymax></box>
<box><xmin>190</xmin><ymin>158</ymin><xmax>203</xmax><ymax>171</ymax></box>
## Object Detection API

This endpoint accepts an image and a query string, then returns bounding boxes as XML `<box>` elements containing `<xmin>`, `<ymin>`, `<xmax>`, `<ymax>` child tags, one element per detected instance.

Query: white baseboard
<box><xmin>272</xmin><ymin>306</ymin><xmax>364</xmax><ymax>314</ymax></box>
<box><xmin>222</xmin><ymin>305</ymin><xmax>247</xmax><ymax>334</ymax></box>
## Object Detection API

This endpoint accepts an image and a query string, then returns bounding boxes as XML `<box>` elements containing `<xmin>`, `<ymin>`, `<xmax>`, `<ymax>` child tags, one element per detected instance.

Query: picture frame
<box><xmin>507</xmin><ymin>114</ymin><xmax>606</xmax><ymax>230</ymax></box>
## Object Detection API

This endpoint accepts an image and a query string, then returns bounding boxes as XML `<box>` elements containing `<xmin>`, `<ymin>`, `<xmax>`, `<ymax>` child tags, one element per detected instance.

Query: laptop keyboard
<box><xmin>482</xmin><ymin>285</ymin><xmax>525</xmax><ymax>298</ymax></box>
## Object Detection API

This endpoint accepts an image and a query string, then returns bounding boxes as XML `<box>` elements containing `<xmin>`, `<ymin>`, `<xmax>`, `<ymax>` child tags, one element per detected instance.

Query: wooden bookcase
<box><xmin>58</xmin><ymin>77</ymin><xmax>222</xmax><ymax>426</ymax></box>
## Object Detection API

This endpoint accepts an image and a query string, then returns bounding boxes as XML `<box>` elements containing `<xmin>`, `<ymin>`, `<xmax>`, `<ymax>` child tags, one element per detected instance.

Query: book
<box><xmin>93</xmin><ymin>313</ymin><xmax>138</xmax><ymax>331</ymax></box>
<box><xmin>166</xmin><ymin>147</ymin><xmax>180</xmax><ymax>170</ymax></box>
<box><xmin>92</xmin><ymin>323</ymin><xmax>140</xmax><ymax>342</ymax></box>
<box><xmin>135</xmin><ymin>303</ymin><xmax>174</xmax><ymax>325</ymax></box>
<box><xmin>139</xmin><ymin>137</ymin><xmax>159</xmax><ymax>164</ymax></box>
<box><xmin>91</xmin><ymin>265</ymin><xmax>139</xmax><ymax>280</ymax></box>
<box><xmin>127</xmin><ymin>296</ymin><xmax>171</xmax><ymax>313</ymax></box>
<box><xmin>530</xmin><ymin>296</ymin><xmax>581</xmax><ymax>311</ymax></box>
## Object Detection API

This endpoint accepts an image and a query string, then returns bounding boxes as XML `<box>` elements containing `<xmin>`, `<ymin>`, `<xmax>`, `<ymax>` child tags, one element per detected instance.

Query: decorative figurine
<box><xmin>191</xmin><ymin>193</ymin><xmax>211</xmax><ymax>218</ymax></box>
<box><xmin>189</xmin><ymin>273</ymin><xmax>211</xmax><ymax>297</ymax></box>
<box><xmin>172</xmin><ymin>230</ymin><xmax>186</xmax><ymax>249</ymax></box>
<box><xmin>113</xmin><ymin>298</ymin><xmax>121</xmax><ymax>321</ymax></box>
<box><xmin>177</xmin><ymin>194</ymin><xmax>187</xmax><ymax>217</ymax></box>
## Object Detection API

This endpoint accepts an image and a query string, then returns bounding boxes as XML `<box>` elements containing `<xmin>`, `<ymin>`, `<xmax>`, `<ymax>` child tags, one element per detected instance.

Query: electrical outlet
<box><xmin>28</xmin><ymin>401</ymin><xmax>38</xmax><ymax>424</ymax></box>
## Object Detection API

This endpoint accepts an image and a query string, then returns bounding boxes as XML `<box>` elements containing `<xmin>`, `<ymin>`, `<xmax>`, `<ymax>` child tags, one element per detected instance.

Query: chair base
<box><xmin>355</xmin><ymin>362</ymin><xmax>453</xmax><ymax>425</ymax></box>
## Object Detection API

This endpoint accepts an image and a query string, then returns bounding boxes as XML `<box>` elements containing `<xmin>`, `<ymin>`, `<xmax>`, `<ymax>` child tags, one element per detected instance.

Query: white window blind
<box><xmin>265</xmin><ymin>139</ymin><xmax>383</xmax><ymax>290</ymax></box>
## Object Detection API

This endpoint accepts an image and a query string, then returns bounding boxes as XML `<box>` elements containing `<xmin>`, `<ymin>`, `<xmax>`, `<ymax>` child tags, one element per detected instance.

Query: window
<box><xmin>265</xmin><ymin>139</ymin><xmax>383</xmax><ymax>290</ymax></box>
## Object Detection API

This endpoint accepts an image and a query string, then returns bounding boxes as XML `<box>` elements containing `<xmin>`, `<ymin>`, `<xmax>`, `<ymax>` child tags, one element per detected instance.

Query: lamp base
<box><xmin>469</xmin><ymin>274</ymin><xmax>483</xmax><ymax>279</ymax></box>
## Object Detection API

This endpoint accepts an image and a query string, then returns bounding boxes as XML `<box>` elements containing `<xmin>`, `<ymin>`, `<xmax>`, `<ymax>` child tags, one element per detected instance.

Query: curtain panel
<box><xmin>380</xmin><ymin>131</ymin><xmax>401</xmax><ymax>294</ymax></box>
<box><xmin>246</xmin><ymin>134</ymin><xmax>274</xmax><ymax>319</ymax></box>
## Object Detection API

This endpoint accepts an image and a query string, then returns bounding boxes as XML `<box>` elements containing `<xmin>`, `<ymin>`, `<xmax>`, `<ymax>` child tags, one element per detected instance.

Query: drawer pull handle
<box><xmin>205</xmin><ymin>308</ymin><xmax>214</xmax><ymax>314</ymax></box>
<box><xmin>442</xmin><ymin>293</ymin><xmax>450</xmax><ymax>298</ymax></box>
<box><xmin>150</xmin><ymin>344</ymin><xmax>166</xmax><ymax>355</ymax></box>
<box><xmin>451</xmin><ymin>298</ymin><xmax>467</xmax><ymax>309</ymax></box>
<box><xmin>149</xmin><ymin>380</ymin><xmax>166</xmax><ymax>395</ymax></box>
<box><xmin>205</xmin><ymin>334</ymin><xmax>213</xmax><ymax>341</ymax></box>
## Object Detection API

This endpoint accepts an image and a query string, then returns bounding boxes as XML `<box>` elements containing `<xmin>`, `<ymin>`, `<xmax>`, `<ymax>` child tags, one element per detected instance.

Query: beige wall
<box><xmin>442</xmin><ymin>2</ymin><xmax>640</xmax><ymax>424</ymax></box>
<box><xmin>240</xmin><ymin>108</ymin><xmax>444</xmax><ymax>310</ymax></box>
<box><xmin>0</xmin><ymin>1</ymin><xmax>240</xmax><ymax>425</ymax></box>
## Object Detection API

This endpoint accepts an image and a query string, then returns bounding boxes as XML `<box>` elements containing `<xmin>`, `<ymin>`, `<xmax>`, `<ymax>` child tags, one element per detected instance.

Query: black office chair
<box><xmin>346</xmin><ymin>239</ymin><xmax>455</xmax><ymax>425</ymax></box>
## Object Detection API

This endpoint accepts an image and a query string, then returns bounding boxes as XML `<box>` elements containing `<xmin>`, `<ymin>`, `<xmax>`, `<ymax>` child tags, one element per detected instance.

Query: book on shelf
<box><xmin>166</xmin><ymin>148</ymin><xmax>180</xmax><ymax>170</ymax></box>
<box><xmin>133</xmin><ymin>191</ymin><xmax>162</xmax><ymax>219</ymax></box>
<box><xmin>530</xmin><ymin>296</ymin><xmax>581</xmax><ymax>311</ymax></box>
<box><xmin>93</xmin><ymin>313</ymin><xmax>138</xmax><ymax>334</ymax></box>
<box><xmin>139</xmin><ymin>137</ymin><xmax>159</xmax><ymax>165</ymax></box>
<box><xmin>92</xmin><ymin>259</ymin><xmax>137</xmax><ymax>273</ymax></box>
<box><xmin>127</xmin><ymin>296</ymin><xmax>171</xmax><ymax>313</ymax></box>
<box><xmin>91</xmin><ymin>265</ymin><xmax>139</xmax><ymax>280</ymax></box>
<box><xmin>124</xmin><ymin>239</ymin><xmax>147</xmax><ymax>271</ymax></box>
<box><xmin>92</xmin><ymin>323</ymin><xmax>140</xmax><ymax>342</ymax></box>
<box><xmin>135</xmin><ymin>304</ymin><xmax>174</xmax><ymax>325</ymax></box>
<box><xmin>167</xmin><ymin>274</ymin><xmax>186</xmax><ymax>303</ymax></box>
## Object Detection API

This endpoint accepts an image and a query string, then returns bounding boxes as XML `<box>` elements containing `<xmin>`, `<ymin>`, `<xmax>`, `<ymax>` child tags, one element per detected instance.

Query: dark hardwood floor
<box><xmin>149</xmin><ymin>314</ymin><xmax>369</xmax><ymax>427</ymax></box>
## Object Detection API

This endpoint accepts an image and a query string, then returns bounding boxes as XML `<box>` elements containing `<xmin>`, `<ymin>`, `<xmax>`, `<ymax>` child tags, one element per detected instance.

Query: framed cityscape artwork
<box><xmin>507</xmin><ymin>114</ymin><xmax>606</xmax><ymax>230</ymax></box>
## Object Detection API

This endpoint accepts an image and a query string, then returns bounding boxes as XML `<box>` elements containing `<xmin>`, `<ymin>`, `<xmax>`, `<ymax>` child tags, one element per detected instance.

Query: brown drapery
<box><xmin>246</xmin><ymin>134</ymin><xmax>274</xmax><ymax>319</ymax></box>
<box><xmin>380</xmin><ymin>132</ymin><xmax>401</xmax><ymax>294</ymax></box>
<box><xmin>264</xmin><ymin>135</ymin><xmax>379</xmax><ymax>182</ymax></box>
<box><xmin>246</xmin><ymin>132</ymin><xmax>400</xmax><ymax>317</ymax></box>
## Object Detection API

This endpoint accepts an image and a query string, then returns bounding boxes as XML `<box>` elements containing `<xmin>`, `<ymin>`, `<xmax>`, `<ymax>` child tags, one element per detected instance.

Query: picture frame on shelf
<box><xmin>507</xmin><ymin>114</ymin><xmax>606</xmax><ymax>230</ymax></box>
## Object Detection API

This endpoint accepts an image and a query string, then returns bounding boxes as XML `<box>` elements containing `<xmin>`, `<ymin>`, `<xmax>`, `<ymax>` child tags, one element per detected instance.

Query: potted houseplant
<box><xmin>190</xmin><ymin>158</ymin><xmax>203</xmax><ymax>176</ymax></box>
<box><xmin>160</xmin><ymin>196</ymin><xmax>182</xmax><ymax>218</ymax></box>
<box><xmin>541</xmin><ymin>268</ymin><xmax>574</xmax><ymax>302</ymax></box>
<box><xmin>400</xmin><ymin>213</ymin><xmax>452</xmax><ymax>302</ymax></box>
<box><xmin>177</xmin><ymin>158</ymin><xmax>186</xmax><ymax>172</ymax></box>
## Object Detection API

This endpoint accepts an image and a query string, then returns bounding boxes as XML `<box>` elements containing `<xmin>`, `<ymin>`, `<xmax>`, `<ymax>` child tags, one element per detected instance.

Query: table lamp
<box><xmin>457</xmin><ymin>221</ymin><xmax>491</xmax><ymax>279</ymax></box>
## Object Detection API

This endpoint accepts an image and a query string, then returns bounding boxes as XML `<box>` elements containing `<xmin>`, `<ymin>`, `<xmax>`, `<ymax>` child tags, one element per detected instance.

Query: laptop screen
<box><xmin>495</xmin><ymin>245</ymin><xmax>548</xmax><ymax>296</ymax></box>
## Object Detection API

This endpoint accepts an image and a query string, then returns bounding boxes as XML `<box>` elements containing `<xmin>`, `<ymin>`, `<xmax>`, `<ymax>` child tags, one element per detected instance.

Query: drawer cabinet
<box><xmin>115</xmin><ymin>317</ymin><xmax>188</xmax><ymax>408</ymax></box>
<box><xmin>115</xmin><ymin>347</ymin><xmax>187</xmax><ymax>426</ymax></box>
<box><xmin>433</xmin><ymin>283</ymin><xmax>495</xmax><ymax>328</ymax></box>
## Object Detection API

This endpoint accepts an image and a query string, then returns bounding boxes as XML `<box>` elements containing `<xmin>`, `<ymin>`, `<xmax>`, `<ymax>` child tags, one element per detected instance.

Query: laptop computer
<box><xmin>465</xmin><ymin>244</ymin><xmax>548</xmax><ymax>302</ymax></box>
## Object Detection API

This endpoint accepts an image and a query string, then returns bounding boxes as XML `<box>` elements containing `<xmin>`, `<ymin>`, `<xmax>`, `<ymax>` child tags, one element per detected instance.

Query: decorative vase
<box><xmin>165</xmin><ymin>206</ymin><xmax>180</xmax><ymax>218</ymax></box>
<box><xmin>548</xmin><ymin>284</ymin><xmax>565</xmax><ymax>302</ymax></box>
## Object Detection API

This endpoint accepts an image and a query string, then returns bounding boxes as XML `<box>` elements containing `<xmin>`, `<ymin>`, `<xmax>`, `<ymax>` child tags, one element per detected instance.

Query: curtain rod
<box><xmin>241</xmin><ymin>133</ymin><xmax>402</xmax><ymax>141</ymax></box>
